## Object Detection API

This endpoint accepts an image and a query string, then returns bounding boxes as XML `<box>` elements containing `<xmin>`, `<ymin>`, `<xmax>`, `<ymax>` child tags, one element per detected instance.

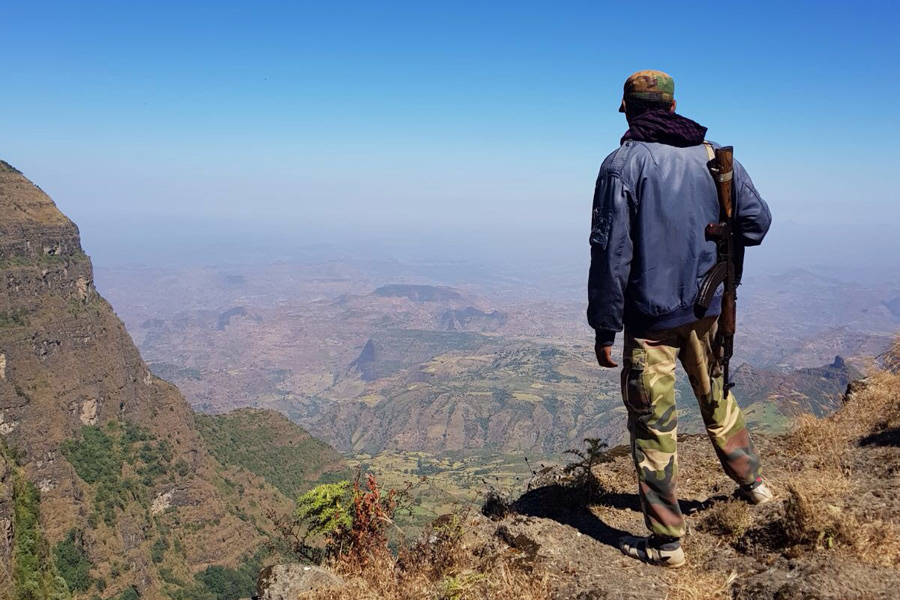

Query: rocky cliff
<box><xmin>0</xmin><ymin>160</ymin><xmax>344</xmax><ymax>599</ymax></box>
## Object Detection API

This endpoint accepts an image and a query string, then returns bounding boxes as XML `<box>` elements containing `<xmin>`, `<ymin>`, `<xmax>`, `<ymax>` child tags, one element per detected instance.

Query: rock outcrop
<box><xmin>257</xmin><ymin>564</ymin><xmax>344</xmax><ymax>599</ymax></box>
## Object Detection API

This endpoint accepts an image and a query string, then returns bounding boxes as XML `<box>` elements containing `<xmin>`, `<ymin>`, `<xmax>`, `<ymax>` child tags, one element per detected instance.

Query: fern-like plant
<box><xmin>295</xmin><ymin>481</ymin><xmax>353</xmax><ymax>538</ymax></box>
<box><xmin>270</xmin><ymin>481</ymin><xmax>351</xmax><ymax>563</ymax></box>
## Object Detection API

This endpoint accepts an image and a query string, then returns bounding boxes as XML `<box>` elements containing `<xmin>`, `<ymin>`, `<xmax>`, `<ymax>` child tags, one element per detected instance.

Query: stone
<box><xmin>79</xmin><ymin>398</ymin><xmax>99</xmax><ymax>425</ymax></box>
<box><xmin>257</xmin><ymin>564</ymin><xmax>344</xmax><ymax>599</ymax></box>
<box><xmin>76</xmin><ymin>276</ymin><xmax>89</xmax><ymax>300</ymax></box>
<box><xmin>151</xmin><ymin>489</ymin><xmax>175</xmax><ymax>515</ymax></box>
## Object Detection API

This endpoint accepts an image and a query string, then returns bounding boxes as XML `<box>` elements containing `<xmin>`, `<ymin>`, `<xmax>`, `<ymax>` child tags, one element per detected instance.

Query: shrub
<box><xmin>116</xmin><ymin>587</ymin><xmax>140</xmax><ymax>600</ymax></box>
<box><xmin>0</xmin><ymin>308</ymin><xmax>29</xmax><ymax>328</ymax></box>
<box><xmin>279</xmin><ymin>474</ymin><xmax>403</xmax><ymax>569</ymax></box>
<box><xmin>174</xmin><ymin>459</ymin><xmax>190</xmax><ymax>477</ymax></box>
<box><xmin>480</xmin><ymin>490</ymin><xmax>512</xmax><ymax>521</ymax></box>
<box><xmin>400</xmin><ymin>512</ymin><xmax>467</xmax><ymax>581</ymax></box>
<box><xmin>334</xmin><ymin>473</ymin><xmax>400</xmax><ymax>570</ymax></box>
<box><xmin>53</xmin><ymin>531</ymin><xmax>93</xmax><ymax>592</ymax></box>
<box><xmin>150</xmin><ymin>537</ymin><xmax>169</xmax><ymax>564</ymax></box>
<box><xmin>297</xmin><ymin>482</ymin><xmax>353</xmax><ymax>538</ymax></box>
<box><xmin>60</xmin><ymin>427</ymin><xmax>120</xmax><ymax>485</ymax></box>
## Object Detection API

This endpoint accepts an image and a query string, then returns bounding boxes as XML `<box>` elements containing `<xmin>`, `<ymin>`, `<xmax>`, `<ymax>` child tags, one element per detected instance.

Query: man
<box><xmin>587</xmin><ymin>70</ymin><xmax>773</xmax><ymax>567</ymax></box>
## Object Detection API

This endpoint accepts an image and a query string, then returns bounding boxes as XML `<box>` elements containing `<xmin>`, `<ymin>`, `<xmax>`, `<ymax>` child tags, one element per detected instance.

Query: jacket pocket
<box><xmin>621</xmin><ymin>348</ymin><xmax>652</xmax><ymax>415</ymax></box>
<box><xmin>590</xmin><ymin>207</ymin><xmax>610</xmax><ymax>249</ymax></box>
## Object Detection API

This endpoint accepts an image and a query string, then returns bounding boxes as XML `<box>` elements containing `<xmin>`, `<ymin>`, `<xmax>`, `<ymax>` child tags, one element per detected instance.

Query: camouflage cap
<box><xmin>619</xmin><ymin>70</ymin><xmax>675</xmax><ymax>112</ymax></box>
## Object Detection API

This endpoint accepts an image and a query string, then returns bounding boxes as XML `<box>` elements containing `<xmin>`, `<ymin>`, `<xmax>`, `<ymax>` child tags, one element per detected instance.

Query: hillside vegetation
<box><xmin>195</xmin><ymin>409</ymin><xmax>350</xmax><ymax>497</ymax></box>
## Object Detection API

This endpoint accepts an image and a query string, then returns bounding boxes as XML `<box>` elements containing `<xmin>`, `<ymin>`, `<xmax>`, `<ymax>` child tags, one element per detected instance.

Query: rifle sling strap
<box><xmin>703</xmin><ymin>142</ymin><xmax>733</xmax><ymax>179</ymax></box>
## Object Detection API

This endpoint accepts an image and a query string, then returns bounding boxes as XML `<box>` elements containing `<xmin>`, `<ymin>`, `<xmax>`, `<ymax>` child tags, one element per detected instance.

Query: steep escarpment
<box><xmin>0</xmin><ymin>161</ymin><xmax>344</xmax><ymax>599</ymax></box>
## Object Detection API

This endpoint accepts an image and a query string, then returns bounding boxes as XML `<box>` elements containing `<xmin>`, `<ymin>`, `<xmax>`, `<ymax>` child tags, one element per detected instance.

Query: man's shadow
<box><xmin>860</xmin><ymin>427</ymin><xmax>900</xmax><ymax>447</ymax></box>
<box><xmin>513</xmin><ymin>484</ymin><xmax>717</xmax><ymax>548</ymax></box>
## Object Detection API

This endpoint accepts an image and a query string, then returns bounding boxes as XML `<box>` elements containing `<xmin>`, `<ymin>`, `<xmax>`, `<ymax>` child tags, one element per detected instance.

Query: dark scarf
<box><xmin>621</xmin><ymin>110</ymin><xmax>708</xmax><ymax>147</ymax></box>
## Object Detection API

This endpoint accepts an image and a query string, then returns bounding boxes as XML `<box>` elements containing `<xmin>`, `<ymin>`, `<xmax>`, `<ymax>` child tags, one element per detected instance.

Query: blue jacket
<box><xmin>587</xmin><ymin>140</ymin><xmax>772</xmax><ymax>346</ymax></box>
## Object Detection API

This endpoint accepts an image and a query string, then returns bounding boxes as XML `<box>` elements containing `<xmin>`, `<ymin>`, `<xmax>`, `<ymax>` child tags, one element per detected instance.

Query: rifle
<box><xmin>695</xmin><ymin>145</ymin><xmax>736</xmax><ymax>397</ymax></box>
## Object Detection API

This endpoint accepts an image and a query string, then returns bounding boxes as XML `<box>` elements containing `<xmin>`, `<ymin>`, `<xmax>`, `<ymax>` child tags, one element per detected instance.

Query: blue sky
<box><xmin>2</xmin><ymin>1</ymin><xmax>898</xmax><ymax>266</ymax></box>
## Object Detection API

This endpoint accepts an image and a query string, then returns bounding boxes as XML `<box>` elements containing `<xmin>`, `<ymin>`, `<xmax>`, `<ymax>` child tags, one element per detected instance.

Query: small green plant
<box><xmin>441</xmin><ymin>573</ymin><xmax>487</xmax><ymax>600</ymax></box>
<box><xmin>297</xmin><ymin>481</ymin><xmax>353</xmax><ymax>537</ymax></box>
<box><xmin>0</xmin><ymin>308</ymin><xmax>29</xmax><ymax>328</ymax></box>
<box><xmin>151</xmin><ymin>536</ymin><xmax>169</xmax><ymax>564</ymax></box>
<box><xmin>563</xmin><ymin>437</ymin><xmax>608</xmax><ymax>503</ymax></box>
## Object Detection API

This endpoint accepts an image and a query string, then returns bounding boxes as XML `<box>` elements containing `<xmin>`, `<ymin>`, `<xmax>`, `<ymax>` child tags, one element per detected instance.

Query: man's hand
<box><xmin>595</xmin><ymin>342</ymin><xmax>618</xmax><ymax>368</ymax></box>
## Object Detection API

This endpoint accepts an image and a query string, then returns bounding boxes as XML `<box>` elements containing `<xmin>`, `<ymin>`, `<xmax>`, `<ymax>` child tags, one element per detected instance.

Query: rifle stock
<box><xmin>709</xmin><ymin>147</ymin><xmax>734</xmax><ymax>218</ymax></box>
<box><xmin>704</xmin><ymin>146</ymin><xmax>737</xmax><ymax>396</ymax></box>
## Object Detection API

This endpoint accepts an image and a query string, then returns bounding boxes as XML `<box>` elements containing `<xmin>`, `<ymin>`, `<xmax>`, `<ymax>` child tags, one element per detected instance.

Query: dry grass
<box><xmin>667</xmin><ymin>568</ymin><xmax>736</xmax><ymax>600</ymax></box>
<box><xmin>788</xmin><ymin>367</ymin><xmax>900</xmax><ymax>466</ymax></box>
<box><xmin>697</xmin><ymin>499</ymin><xmax>752</xmax><ymax>541</ymax></box>
<box><xmin>763</xmin><ymin>356</ymin><xmax>900</xmax><ymax>566</ymax></box>
<box><xmin>688</xmin><ymin>337</ymin><xmax>900</xmax><ymax>592</ymax></box>
<box><xmin>300</xmin><ymin>514</ymin><xmax>552</xmax><ymax>600</ymax></box>
<box><xmin>764</xmin><ymin>482</ymin><xmax>900</xmax><ymax>566</ymax></box>
<box><xmin>779</xmin><ymin>483</ymin><xmax>841</xmax><ymax>549</ymax></box>
<box><xmin>835</xmin><ymin>516</ymin><xmax>900</xmax><ymax>567</ymax></box>
<box><xmin>302</xmin><ymin>558</ymin><xmax>551</xmax><ymax>600</ymax></box>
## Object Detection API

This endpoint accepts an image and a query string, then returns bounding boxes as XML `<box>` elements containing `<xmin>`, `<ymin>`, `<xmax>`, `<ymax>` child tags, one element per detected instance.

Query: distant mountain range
<box><xmin>96</xmin><ymin>268</ymin><xmax>878</xmax><ymax>458</ymax></box>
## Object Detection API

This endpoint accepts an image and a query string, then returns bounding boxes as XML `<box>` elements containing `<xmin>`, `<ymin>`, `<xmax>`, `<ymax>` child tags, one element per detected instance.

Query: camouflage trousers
<box><xmin>622</xmin><ymin>316</ymin><xmax>761</xmax><ymax>539</ymax></box>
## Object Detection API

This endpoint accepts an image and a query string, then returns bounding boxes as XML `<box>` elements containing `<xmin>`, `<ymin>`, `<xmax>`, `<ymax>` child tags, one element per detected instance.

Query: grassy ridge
<box><xmin>195</xmin><ymin>409</ymin><xmax>350</xmax><ymax>497</ymax></box>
